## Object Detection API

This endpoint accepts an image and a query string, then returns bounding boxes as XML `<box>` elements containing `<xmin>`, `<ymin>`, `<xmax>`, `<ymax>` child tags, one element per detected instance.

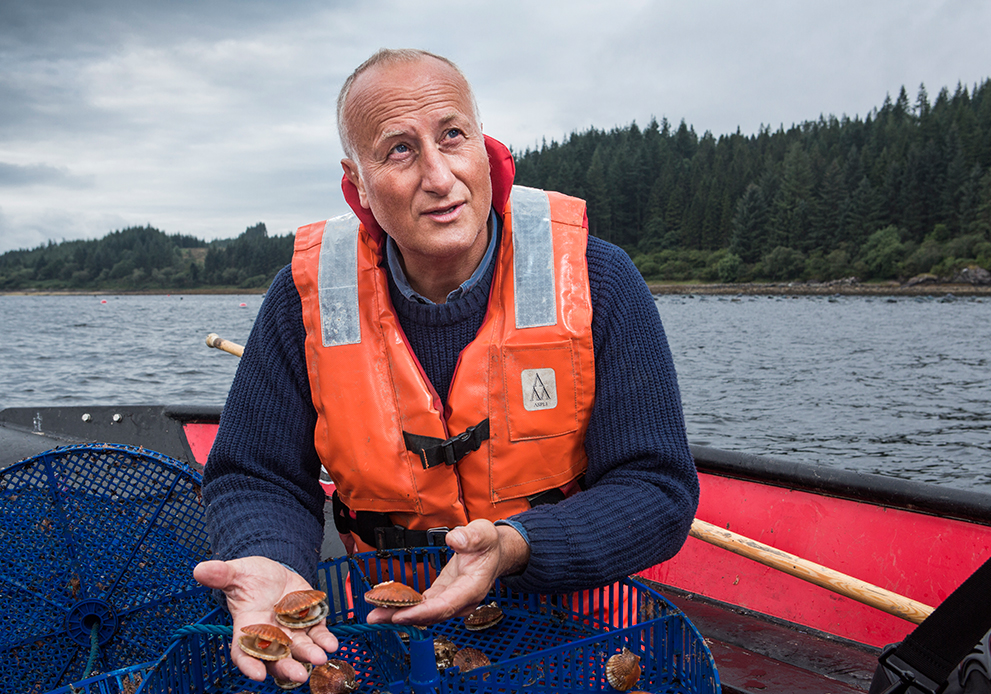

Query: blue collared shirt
<box><xmin>386</xmin><ymin>208</ymin><xmax>500</xmax><ymax>304</ymax></box>
<box><xmin>384</xmin><ymin>208</ymin><xmax>530</xmax><ymax>547</ymax></box>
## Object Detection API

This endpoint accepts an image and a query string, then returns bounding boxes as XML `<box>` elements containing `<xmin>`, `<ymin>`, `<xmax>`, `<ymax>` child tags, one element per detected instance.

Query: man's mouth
<box><xmin>424</xmin><ymin>202</ymin><xmax>464</xmax><ymax>220</ymax></box>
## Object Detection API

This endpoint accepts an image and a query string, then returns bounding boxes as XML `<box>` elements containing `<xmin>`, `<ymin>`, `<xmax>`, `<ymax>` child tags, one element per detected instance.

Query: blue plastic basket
<box><xmin>138</xmin><ymin>547</ymin><xmax>720</xmax><ymax>693</ymax></box>
<box><xmin>43</xmin><ymin>661</ymin><xmax>156</xmax><ymax>694</ymax></box>
<box><xmin>0</xmin><ymin>444</ymin><xmax>214</xmax><ymax>694</ymax></box>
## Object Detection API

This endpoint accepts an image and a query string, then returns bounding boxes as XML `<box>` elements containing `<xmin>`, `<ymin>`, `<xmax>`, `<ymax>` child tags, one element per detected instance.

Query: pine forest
<box><xmin>2</xmin><ymin>81</ymin><xmax>990</xmax><ymax>291</ymax></box>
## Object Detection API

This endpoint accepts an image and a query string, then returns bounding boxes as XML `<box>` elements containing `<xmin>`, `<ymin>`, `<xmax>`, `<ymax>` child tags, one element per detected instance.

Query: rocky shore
<box><xmin>6</xmin><ymin>270</ymin><xmax>991</xmax><ymax>298</ymax></box>
<box><xmin>648</xmin><ymin>276</ymin><xmax>991</xmax><ymax>297</ymax></box>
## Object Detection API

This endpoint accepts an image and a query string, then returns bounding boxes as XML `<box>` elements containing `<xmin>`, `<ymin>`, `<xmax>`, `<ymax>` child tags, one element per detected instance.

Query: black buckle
<box><xmin>876</xmin><ymin>645</ymin><xmax>942</xmax><ymax>694</ymax></box>
<box><xmin>426</xmin><ymin>527</ymin><xmax>449</xmax><ymax>547</ymax></box>
<box><xmin>405</xmin><ymin>419</ymin><xmax>490</xmax><ymax>470</ymax></box>
<box><xmin>374</xmin><ymin>524</ymin><xmax>449</xmax><ymax>550</ymax></box>
<box><xmin>440</xmin><ymin>431</ymin><xmax>471</xmax><ymax>466</ymax></box>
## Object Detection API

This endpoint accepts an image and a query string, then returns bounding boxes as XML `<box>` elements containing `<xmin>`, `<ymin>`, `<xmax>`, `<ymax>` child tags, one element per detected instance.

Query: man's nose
<box><xmin>419</xmin><ymin>145</ymin><xmax>456</xmax><ymax>194</ymax></box>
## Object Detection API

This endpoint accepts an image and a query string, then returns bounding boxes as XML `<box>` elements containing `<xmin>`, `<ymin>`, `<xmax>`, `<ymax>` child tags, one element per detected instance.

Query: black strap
<box><xmin>332</xmin><ymin>472</ymin><xmax>582</xmax><ymax>551</ymax></box>
<box><xmin>373</xmin><ymin>524</ymin><xmax>450</xmax><ymax>550</ymax></box>
<box><xmin>403</xmin><ymin>419</ymin><xmax>490</xmax><ymax>469</ymax></box>
<box><xmin>332</xmin><ymin>490</ymin><xmax>448</xmax><ymax>550</ymax></box>
<box><xmin>873</xmin><ymin>554</ymin><xmax>991</xmax><ymax>693</ymax></box>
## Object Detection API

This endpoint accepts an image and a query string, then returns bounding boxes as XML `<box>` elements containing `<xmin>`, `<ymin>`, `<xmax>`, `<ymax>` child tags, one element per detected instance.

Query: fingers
<box><xmin>373</xmin><ymin>593</ymin><xmax>464</xmax><ymax>625</ymax></box>
<box><xmin>228</xmin><ymin>615</ymin><xmax>338</xmax><ymax>683</ymax></box>
<box><xmin>445</xmin><ymin>520</ymin><xmax>499</xmax><ymax>554</ymax></box>
<box><xmin>229</xmin><ymin>631</ymin><xmax>270</xmax><ymax>681</ymax></box>
<box><xmin>281</xmin><ymin>637</ymin><xmax>330</xmax><ymax>680</ymax></box>
<box><xmin>365</xmin><ymin>605</ymin><xmax>400</xmax><ymax>624</ymax></box>
<box><xmin>444</xmin><ymin>526</ymin><xmax>471</xmax><ymax>552</ymax></box>
<box><xmin>228</xmin><ymin>629</ymin><xmax>332</xmax><ymax>684</ymax></box>
<box><xmin>301</xmin><ymin>621</ymin><xmax>339</xmax><ymax>655</ymax></box>
<box><xmin>193</xmin><ymin>558</ymin><xmax>339</xmax><ymax>683</ymax></box>
<box><xmin>366</xmin><ymin>523</ymin><xmax>504</xmax><ymax>626</ymax></box>
<box><xmin>192</xmin><ymin>559</ymin><xmax>234</xmax><ymax>591</ymax></box>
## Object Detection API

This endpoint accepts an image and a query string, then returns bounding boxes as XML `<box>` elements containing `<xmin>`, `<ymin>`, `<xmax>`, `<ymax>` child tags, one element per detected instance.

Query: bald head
<box><xmin>337</xmin><ymin>48</ymin><xmax>480</xmax><ymax>160</ymax></box>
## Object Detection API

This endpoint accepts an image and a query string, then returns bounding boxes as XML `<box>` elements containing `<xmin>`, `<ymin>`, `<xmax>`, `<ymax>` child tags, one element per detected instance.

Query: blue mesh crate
<box><xmin>44</xmin><ymin>661</ymin><xmax>156</xmax><ymax>694</ymax></box>
<box><xmin>0</xmin><ymin>444</ymin><xmax>214</xmax><ymax>694</ymax></box>
<box><xmin>138</xmin><ymin>548</ymin><xmax>720</xmax><ymax>693</ymax></box>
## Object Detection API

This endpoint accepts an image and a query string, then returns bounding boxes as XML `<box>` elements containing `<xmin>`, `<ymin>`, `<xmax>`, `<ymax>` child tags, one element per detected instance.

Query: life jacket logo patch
<box><xmin>521</xmin><ymin>368</ymin><xmax>558</xmax><ymax>411</ymax></box>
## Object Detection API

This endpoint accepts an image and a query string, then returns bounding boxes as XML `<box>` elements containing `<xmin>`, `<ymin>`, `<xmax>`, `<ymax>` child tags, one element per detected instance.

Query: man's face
<box><xmin>341</xmin><ymin>57</ymin><xmax>492</xmax><ymax>272</ymax></box>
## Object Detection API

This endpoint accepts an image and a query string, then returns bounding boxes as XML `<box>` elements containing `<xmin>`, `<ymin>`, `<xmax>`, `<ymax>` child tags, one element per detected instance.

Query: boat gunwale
<box><xmin>690</xmin><ymin>443</ymin><xmax>991</xmax><ymax>527</ymax></box>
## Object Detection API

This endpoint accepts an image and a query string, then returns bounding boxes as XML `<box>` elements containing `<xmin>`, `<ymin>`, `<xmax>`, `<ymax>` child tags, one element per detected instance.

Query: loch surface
<box><xmin>1</xmin><ymin>292</ymin><xmax>988</xmax><ymax>490</ymax></box>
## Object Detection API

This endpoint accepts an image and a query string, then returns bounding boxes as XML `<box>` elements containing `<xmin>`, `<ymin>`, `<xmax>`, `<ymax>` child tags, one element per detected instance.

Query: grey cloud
<box><xmin>0</xmin><ymin>162</ymin><xmax>94</xmax><ymax>189</ymax></box>
<box><xmin>1</xmin><ymin>0</ymin><xmax>989</xmax><ymax>256</ymax></box>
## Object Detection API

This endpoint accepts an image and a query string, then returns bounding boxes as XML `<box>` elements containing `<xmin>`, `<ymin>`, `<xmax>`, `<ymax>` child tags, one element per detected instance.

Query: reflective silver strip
<box><xmin>317</xmin><ymin>214</ymin><xmax>361</xmax><ymax>346</ymax></box>
<box><xmin>511</xmin><ymin>186</ymin><xmax>557</xmax><ymax>328</ymax></box>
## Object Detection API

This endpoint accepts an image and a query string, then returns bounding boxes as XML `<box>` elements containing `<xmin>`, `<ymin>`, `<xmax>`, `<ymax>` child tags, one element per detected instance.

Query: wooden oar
<box><xmin>690</xmin><ymin>518</ymin><xmax>934</xmax><ymax>624</ymax></box>
<box><xmin>205</xmin><ymin>333</ymin><xmax>244</xmax><ymax>357</ymax></box>
<box><xmin>200</xmin><ymin>332</ymin><xmax>934</xmax><ymax>625</ymax></box>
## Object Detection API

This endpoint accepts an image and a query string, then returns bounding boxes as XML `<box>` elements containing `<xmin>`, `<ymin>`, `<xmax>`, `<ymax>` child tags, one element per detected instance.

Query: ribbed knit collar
<box><xmin>386</xmin><ymin>208</ymin><xmax>499</xmax><ymax>305</ymax></box>
<box><xmin>387</xmin><ymin>223</ymin><xmax>499</xmax><ymax>328</ymax></box>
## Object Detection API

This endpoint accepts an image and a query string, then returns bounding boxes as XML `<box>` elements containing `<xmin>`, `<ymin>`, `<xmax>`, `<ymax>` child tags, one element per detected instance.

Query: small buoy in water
<box><xmin>239</xmin><ymin>302</ymin><xmax>247</xmax><ymax>307</ymax></box>
<box><xmin>101</xmin><ymin>300</ymin><xmax>107</xmax><ymax>304</ymax></box>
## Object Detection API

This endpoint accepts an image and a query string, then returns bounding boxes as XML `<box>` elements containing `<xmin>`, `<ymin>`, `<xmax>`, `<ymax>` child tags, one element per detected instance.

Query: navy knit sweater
<box><xmin>203</xmin><ymin>232</ymin><xmax>699</xmax><ymax>594</ymax></box>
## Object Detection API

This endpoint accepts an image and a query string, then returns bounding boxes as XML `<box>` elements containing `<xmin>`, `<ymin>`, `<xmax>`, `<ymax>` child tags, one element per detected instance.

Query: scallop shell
<box><xmin>274</xmin><ymin>589</ymin><xmax>329</xmax><ymax>628</ymax></box>
<box><xmin>434</xmin><ymin>635</ymin><xmax>459</xmax><ymax>670</ymax></box>
<box><xmin>237</xmin><ymin>623</ymin><xmax>291</xmax><ymax>661</ymax></box>
<box><xmin>309</xmin><ymin>659</ymin><xmax>358</xmax><ymax>694</ymax></box>
<box><xmin>363</xmin><ymin>580</ymin><xmax>425</xmax><ymax>608</ymax></box>
<box><xmin>605</xmin><ymin>647</ymin><xmax>641</xmax><ymax>691</ymax></box>
<box><xmin>463</xmin><ymin>602</ymin><xmax>504</xmax><ymax>631</ymax></box>
<box><xmin>453</xmin><ymin>647</ymin><xmax>491</xmax><ymax>672</ymax></box>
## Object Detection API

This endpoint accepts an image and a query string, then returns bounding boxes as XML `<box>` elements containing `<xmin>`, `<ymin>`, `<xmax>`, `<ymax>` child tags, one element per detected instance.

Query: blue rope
<box><xmin>171</xmin><ymin>621</ymin><xmax>429</xmax><ymax>643</ymax></box>
<box><xmin>82</xmin><ymin>622</ymin><xmax>100</xmax><ymax>679</ymax></box>
<box><xmin>137</xmin><ymin>620</ymin><xmax>429</xmax><ymax>687</ymax></box>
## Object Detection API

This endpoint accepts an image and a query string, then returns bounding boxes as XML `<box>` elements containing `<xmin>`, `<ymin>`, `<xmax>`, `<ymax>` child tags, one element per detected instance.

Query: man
<box><xmin>195</xmin><ymin>48</ymin><xmax>698</xmax><ymax>685</ymax></box>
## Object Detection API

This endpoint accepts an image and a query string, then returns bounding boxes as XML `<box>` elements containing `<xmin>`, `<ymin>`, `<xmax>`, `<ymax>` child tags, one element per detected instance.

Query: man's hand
<box><xmin>366</xmin><ymin>519</ymin><xmax>529</xmax><ymax>625</ymax></box>
<box><xmin>193</xmin><ymin>557</ymin><xmax>339</xmax><ymax>683</ymax></box>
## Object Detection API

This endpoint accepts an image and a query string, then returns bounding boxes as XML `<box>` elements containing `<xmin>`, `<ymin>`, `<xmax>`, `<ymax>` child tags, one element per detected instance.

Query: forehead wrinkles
<box><xmin>346</xmin><ymin>63</ymin><xmax>477</xmax><ymax>156</ymax></box>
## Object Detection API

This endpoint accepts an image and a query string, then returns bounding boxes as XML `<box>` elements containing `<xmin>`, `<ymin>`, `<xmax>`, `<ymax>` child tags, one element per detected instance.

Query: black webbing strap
<box><xmin>873</xmin><ymin>554</ymin><xmax>991</xmax><ymax>694</ymax></box>
<box><xmin>332</xmin><ymin>473</ymin><xmax>583</xmax><ymax>552</ymax></box>
<box><xmin>332</xmin><ymin>490</ymin><xmax>448</xmax><ymax>550</ymax></box>
<box><xmin>403</xmin><ymin>419</ymin><xmax>490</xmax><ymax>469</ymax></box>
<box><xmin>373</xmin><ymin>525</ymin><xmax>450</xmax><ymax>550</ymax></box>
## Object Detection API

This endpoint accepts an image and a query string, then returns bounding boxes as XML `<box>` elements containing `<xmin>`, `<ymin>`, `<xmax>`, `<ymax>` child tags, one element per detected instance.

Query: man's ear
<box><xmin>341</xmin><ymin>159</ymin><xmax>369</xmax><ymax>209</ymax></box>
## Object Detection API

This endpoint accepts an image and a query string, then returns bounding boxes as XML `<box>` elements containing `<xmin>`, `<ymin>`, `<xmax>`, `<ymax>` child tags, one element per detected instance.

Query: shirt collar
<box><xmin>386</xmin><ymin>208</ymin><xmax>500</xmax><ymax>305</ymax></box>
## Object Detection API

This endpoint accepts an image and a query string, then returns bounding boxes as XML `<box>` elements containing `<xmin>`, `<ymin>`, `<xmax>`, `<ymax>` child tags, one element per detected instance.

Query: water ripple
<box><xmin>1</xmin><ymin>293</ymin><xmax>988</xmax><ymax>492</ymax></box>
<box><xmin>656</xmin><ymin>293</ymin><xmax>991</xmax><ymax>491</ymax></box>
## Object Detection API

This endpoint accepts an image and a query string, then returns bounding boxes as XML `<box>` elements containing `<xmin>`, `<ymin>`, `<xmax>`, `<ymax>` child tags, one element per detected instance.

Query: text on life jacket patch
<box><xmin>521</xmin><ymin>368</ymin><xmax>558</xmax><ymax>411</ymax></box>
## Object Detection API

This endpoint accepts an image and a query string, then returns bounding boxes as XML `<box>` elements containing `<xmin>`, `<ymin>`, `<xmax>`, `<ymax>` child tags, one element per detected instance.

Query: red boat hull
<box><xmin>643</xmin><ymin>469</ymin><xmax>991</xmax><ymax>648</ymax></box>
<box><xmin>6</xmin><ymin>405</ymin><xmax>991</xmax><ymax>692</ymax></box>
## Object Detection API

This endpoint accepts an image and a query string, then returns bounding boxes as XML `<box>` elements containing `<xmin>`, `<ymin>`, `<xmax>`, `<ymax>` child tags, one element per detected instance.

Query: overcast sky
<box><xmin>1</xmin><ymin>0</ymin><xmax>988</xmax><ymax>255</ymax></box>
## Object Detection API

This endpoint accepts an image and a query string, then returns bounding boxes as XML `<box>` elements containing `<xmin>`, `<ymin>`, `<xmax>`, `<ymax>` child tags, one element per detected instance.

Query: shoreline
<box><xmin>3</xmin><ymin>281</ymin><xmax>990</xmax><ymax>298</ymax></box>
<box><xmin>646</xmin><ymin>281</ymin><xmax>991</xmax><ymax>297</ymax></box>
<box><xmin>0</xmin><ymin>287</ymin><xmax>269</xmax><ymax>297</ymax></box>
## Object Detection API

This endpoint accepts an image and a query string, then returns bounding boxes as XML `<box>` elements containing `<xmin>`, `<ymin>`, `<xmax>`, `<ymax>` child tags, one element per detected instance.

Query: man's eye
<box><xmin>445</xmin><ymin>129</ymin><xmax>463</xmax><ymax>139</ymax></box>
<box><xmin>392</xmin><ymin>143</ymin><xmax>410</xmax><ymax>155</ymax></box>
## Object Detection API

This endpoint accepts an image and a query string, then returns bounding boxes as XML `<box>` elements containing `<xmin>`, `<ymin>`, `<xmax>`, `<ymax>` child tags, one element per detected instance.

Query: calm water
<box><xmin>1</xmin><ymin>292</ymin><xmax>989</xmax><ymax>491</ymax></box>
<box><xmin>0</xmin><ymin>294</ymin><xmax>260</xmax><ymax>408</ymax></box>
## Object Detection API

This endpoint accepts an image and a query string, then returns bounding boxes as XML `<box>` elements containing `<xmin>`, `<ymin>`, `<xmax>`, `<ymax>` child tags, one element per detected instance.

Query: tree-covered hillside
<box><xmin>514</xmin><ymin>81</ymin><xmax>991</xmax><ymax>283</ymax></box>
<box><xmin>0</xmin><ymin>223</ymin><xmax>293</xmax><ymax>291</ymax></box>
<box><xmin>3</xmin><ymin>79</ymin><xmax>990</xmax><ymax>291</ymax></box>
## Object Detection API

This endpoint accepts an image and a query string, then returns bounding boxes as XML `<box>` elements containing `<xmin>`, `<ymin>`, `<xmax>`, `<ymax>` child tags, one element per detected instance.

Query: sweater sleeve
<box><xmin>201</xmin><ymin>265</ymin><xmax>326</xmax><ymax>587</ymax></box>
<box><xmin>502</xmin><ymin>236</ymin><xmax>700</xmax><ymax>594</ymax></box>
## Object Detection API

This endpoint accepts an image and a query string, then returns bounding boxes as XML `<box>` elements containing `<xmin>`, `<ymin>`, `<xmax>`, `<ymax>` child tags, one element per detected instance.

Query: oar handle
<box><xmin>205</xmin><ymin>333</ymin><xmax>244</xmax><ymax>358</ymax></box>
<box><xmin>690</xmin><ymin>518</ymin><xmax>934</xmax><ymax>624</ymax></box>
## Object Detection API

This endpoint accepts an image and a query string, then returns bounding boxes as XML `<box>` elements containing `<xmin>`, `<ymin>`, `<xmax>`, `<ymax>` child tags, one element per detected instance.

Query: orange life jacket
<box><xmin>292</xmin><ymin>186</ymin><xmax>595</xmax><ymax>551</ymax></box>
